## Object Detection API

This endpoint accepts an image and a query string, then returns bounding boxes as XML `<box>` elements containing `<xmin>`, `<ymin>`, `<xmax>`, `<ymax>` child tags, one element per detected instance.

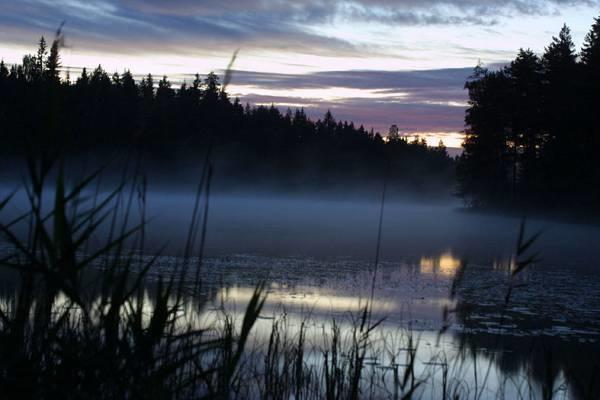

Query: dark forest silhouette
<box><xmin>0</xmin><ymin>33</ymin><xmax>453</xmax><ymax>193</ymax></box>
<box><xmin>457</xmin><ymin>18</ymin><xmax>600</xmax><ymax>212</ymax></box>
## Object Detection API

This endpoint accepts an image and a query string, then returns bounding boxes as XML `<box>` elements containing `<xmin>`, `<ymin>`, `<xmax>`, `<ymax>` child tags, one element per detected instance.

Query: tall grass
<box><xmin>0</xmin><ymin>158</ymin><xmax>597</xmax><ymax>399</ymax></box>
<box><xmin>0</xmin><ymin>157</ymin><xmax>266</xmax><ymax>399</ymax></box>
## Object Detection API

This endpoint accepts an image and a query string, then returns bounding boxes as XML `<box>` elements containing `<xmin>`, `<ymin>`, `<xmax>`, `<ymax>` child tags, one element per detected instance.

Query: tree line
<box><xmin>457</xmin><ymin>17</ymin><xmax>600</xmax><ymax>212</ymax></box>
<box><xmin>0</xmin><ymin>34</ymin><xmax>453</xmax><ymax>192</ymax></box>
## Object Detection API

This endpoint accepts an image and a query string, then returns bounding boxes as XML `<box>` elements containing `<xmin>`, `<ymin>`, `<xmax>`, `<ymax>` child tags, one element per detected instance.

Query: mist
<box><xmin>3</xmin><ymin>164</ymin><xmax>599</xmax><ymax>272</ymax></box>
<box><xmin>137</xmin><ymin>187</ymin><xmax>600</xmax><ymax>270</ymax></box>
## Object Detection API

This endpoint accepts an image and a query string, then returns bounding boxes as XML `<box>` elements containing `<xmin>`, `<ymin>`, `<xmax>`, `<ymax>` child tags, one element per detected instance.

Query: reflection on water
<box><xmin>3</xmin><ymin>183</ymin><xmax>600</xmax><ymax>398</ymax></box>
<box><xmin>220</xmin><ymin>286</ymin><xmax>397</xmax><ymax>313</ymax></box>
<box><xmin>419</xmin><ymin>252</ymin><xmax>461</xmax><ymax>277</ymax></box>
<box><xmin>203</xmin><ymin>251</ymin><xmax>599</xmax><ymax>399</ymax></box>
<box><xmin>169</xmin><ymin>250</ymin><xmax>599</xmax><ymax>399</ymax></box>
<box><xmin>185</xmin><ymin>251</ymin><xmax>600</xmax><ymax>399</ymax></box>
<box><xmin>0</xmin><ymin>248</ymin><xmax>599</xmax><ymax>398</ymax></box>
<box><xmin>455</xmin><ymin>330</ymin><xmax>600</xmax><ymax>400</ymax></box>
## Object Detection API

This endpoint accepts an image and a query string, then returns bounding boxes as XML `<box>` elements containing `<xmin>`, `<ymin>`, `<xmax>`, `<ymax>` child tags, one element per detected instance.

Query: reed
<box><xmin>0</xmin><ymin>158</ymin><xmax>597</xmax><ymax>399</ymax></box>
<box><xmin>0</xmin><ymin>157</ymin><xmax>266</xmax><ymax>399</ymax></box>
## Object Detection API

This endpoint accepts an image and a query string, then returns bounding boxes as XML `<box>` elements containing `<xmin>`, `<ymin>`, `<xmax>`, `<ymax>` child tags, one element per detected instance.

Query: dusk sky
<box><xmin>1</xmin><ymin>0</ymin><xmax>599</xmax><ymax>148</ymax></box>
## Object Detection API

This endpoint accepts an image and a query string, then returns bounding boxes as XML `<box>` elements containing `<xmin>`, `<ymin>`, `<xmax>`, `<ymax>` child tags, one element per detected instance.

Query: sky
<box><xmin>1</xmin><ymin>0</ymin><xmax>599</xmax><ymax>149</ymax></box>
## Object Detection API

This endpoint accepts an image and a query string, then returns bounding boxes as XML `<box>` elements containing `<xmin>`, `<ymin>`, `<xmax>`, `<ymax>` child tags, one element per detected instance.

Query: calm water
<box><xmin>133</xmin><ymin>250</ymin><xmax>599</xmax><ymax>399</ymax></box>
<box><xmin>2</xmin><ymin>187</ymin><xmax>600</xmax><ymax>398</ymax></box>
<box><xmin>144</xmin><ymin>191</ymin><xmax>600</xmax><ymax>399</ymax></box>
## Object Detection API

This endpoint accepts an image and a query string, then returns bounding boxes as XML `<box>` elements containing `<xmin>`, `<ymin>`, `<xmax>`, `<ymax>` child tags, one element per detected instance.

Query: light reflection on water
<box><xmin>420</xmin><ymin>252</ymin><xmax>462</xmax><ymax>277</ymax></box>
<box><xmin>221</xmin><ymin>286</ymin><xmax>397</xmax><ymax>313</ymax></box>
<box><xmin>3</xmin><ymin>185</ymin><xmax>600</xmax><ymax>398</ymax></box>
<box><xmin>132</xmin><ymin>249</ymin><xmax>594</xmax><ymax>399</ymax></box>
<box><xmin>1</xmin><ymin>246</ymin><xmax>598</xmax><ymax>399</ymax></box>
<box><xmin>207</xmin><ymin>250</ymin><xmax>599</xmax><ymax>399</ymax></box>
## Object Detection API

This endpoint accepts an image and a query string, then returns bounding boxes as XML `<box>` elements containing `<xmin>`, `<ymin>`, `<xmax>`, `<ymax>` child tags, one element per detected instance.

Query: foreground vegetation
<box><xmin>0</xmin><ymin>157</ymin><xmax>598</xmax><ymax>399</ymax></box>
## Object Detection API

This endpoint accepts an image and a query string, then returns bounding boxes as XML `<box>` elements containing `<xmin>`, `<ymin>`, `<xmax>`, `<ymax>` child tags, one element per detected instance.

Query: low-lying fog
<box><xmin>4</xmin><ymin>179</ymin><xmax>599</xmax><ymax>398</ymax></box>
<box><xmin>2</xmin><ymin>180</ymin><xmax>600</xmax><ymax>270</ymax></box>
<box><xmin>132</xmin><ymin>189</ymin><xmax>600</xmax><ymax>269</ymax></box>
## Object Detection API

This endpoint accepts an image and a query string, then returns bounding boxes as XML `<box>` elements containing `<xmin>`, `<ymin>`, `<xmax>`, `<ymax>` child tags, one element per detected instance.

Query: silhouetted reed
<box><xmin>0</xmin><ymin>156</ymin><xmax>267</xmax><ymax>399</ymax></box>
<box><xmin>1</xmin><ymin>157</ymin><xmax>598</xmax><ymax>399</ymax></box>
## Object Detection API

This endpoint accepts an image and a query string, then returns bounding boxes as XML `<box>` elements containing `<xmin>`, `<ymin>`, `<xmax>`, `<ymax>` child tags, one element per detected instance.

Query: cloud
<box><xmin>1</xmin><ymin>0</ymin><xmax>598</xmax><ymax>58</ymax></box>
<box><xmin>224</xmin><ymin>67</ymin><xmax>470</xmax><ymax>107</ymax></box>
<box><xmin>122</xmin><ymin>0</ymin><xmax>599</xmax><ymax>21</ymax></box>
<box><xmin>243</xmin><ymin>91</ymin><xmax>464</xmax><ymax>131</ymax></box>
<box><xmin>1</xmin><ymin>1</ymin><xmax>375</xmax><ymax>59</ymax></box>
<box><xmin>224</xmin><ymin>68</ymin><xmax>471</xmax><ymax>90</ymax></box>
<box><xmin>222</xmin><ymin>67</ymin><xmax>472</xmax><ymax>136</ymax></box>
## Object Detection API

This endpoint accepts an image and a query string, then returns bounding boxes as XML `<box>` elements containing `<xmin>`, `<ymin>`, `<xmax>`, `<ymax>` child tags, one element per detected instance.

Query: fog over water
<box><xmin>3</xmin><ymin>179</ymin><xmax>600</xmax><ymax>267</ymax></box>
<box><xmin>125</xmin><ymin>189</ymin><xmax>600</xmax><ymax>399</ymax></box>
<box><xmin>2</xmin><ymin>181</ymin><xmax>600</xmax><ymax>398</ymax></box>
<box><xmin>137</xmin><ymin>189</ymin><xmax>600</xmax><ymax>270</ymax></box>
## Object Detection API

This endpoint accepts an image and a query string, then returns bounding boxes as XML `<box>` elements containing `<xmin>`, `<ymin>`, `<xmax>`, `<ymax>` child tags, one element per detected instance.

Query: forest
<box><xmin>3</xmin><ymin>18</ymin><xmax>600</xmax><ymax>209</ymax></box>
<box><xmin>2</xmin><ymin>8</ymin><xmax>600</xmax><ymax>400</ymax></box>
<box><xmin>0</xmin><ymin>36</ymin><xmax>453</xmax><ymax>193</ymax></box>
<box><xmin>457</xmin><ymin>18</ymin><xmax>600</xmax><ymax>212</ymax></box>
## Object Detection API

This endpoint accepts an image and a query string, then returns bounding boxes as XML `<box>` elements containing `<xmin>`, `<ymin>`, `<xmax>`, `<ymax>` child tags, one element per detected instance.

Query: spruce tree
<box><xmin>77</xmin><ymin>68</ymin><xmax>89</xmax><ymax>86</ymax></box>
<box><xmin>582</xmin><ymin>16</ymin><xmax>600</xmax><ymax>67</ymax></box>
<box><xmin>543</xmin><ymin>24</ymin><xmax>577</xmax><ymax>79</ymax></box>
<box><xmin>46</xmin><ymin>32</ymin><xmax>63</xmax><ymax>82</ymax></box>
<box><xmin>121</xmin><ymin>70</ymin><xmax>138</xmax><ymax>98</ymax></box>
<box><xmin>140</xmin><ymin>73</ymin><xmax>154</xmax><ymax>100</ymax></box>
<box><xmin>36</xmin><ymin>37</ymin><xmax>47</xmax><ymax>76</ymax></box>
<box><xmin>541</xmin><ymin>25</ymin><xmax>578</xmax><ymax>195</ymax></box>
<box><xmin>0</xmin><ymin>61</ymin><xmax>8</xmax><ymax>80</ymax></box>
<box><xmin>581</xmin><ymin>16</ymin><xmax>600</xmax><ymax>202</ymax></box>
<box><xmin>509</xmin><ymin>49</ymin><xmax>544</xmax><ymax>197</ymax></box>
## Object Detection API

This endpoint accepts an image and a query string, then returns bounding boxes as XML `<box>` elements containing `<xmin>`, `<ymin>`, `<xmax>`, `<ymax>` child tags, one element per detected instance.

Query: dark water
<box><xmin>141</xmin><ymin>191</ymin><xmax>600</xmax><ymax>399</ymax></box>
<box><xmin>2</xmin><ymin>187</ymin><xmax>600</xmax><ymax>398</ymax></box>
<box><xmin>138</xmin><ymin>191</ymin><xmax>600</xmax><ymax>266</ymax></box>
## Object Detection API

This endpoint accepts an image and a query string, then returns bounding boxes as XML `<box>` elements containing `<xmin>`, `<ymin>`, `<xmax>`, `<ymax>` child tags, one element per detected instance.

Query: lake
<box><xmin>143</xmin><ymin>191</ymin><xmax>600</xmax><ymax>398</ymax></box>
<box><xmin>2</xmin><ymin>187</ymin><xmax>600</xmax><ymax>398</ymax></box>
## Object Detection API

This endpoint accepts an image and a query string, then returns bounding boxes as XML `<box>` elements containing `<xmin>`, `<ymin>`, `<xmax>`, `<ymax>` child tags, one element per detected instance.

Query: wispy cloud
<box><xmin>1</xmin><ymin>0</ymin><xmax>598</xmax><ymax>56</ymax></box>
<box><xmin>223</xmin><ymin>67</ymin><xmax>471</xmax><ymax>139</ymax></box>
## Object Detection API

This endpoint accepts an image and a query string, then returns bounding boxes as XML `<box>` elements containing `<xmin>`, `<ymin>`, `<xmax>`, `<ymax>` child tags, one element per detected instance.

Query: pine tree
<box><xmin>121</xmin><ymin>70</ymin><xmax>137</xmax><ymax>96</ymax></box>
<box><xmin>186</xmin><ymin>73</ymin><xmax>202</xmax><ymax>105</ymax></box>
<box><xmin>77</xmin><ymin>68</ymin><xmax>89</xmax><ymax>86</ymax></box>
<box><xmin>581</xmin><ymin>16</ymin><xmax>600</xmax><ymax>203</ymax></box>
<box><xmin>437</xmin><ymin>140</ymin><xmax>446</xmax><ymax>153</ymax></box>
<box><xmin>157</xmin><ymin>75</ymin><xmax>172</xmax><ymax>93</ymax></box>
<box><xmin>111</xmin><ymin>72</ymin><xmax>122</xmax><ymax>87</ymax></box>
<box><xmin>203</xmin><ymin>72</ymin><xmax>220</xmax><ymax>104</ymax></box>
<box><xmin>541</xmin><ymin>24</ymin><xmax>579</xmax><ymax>195</ymax></box>
<box><xmin>22</xmin><ymin>55</ymin><xmax>38</xmax><ymax>82</ymax></box>
<box><xmin>36</xmin><ymin>37</ymin><xmax>47</xmax><ymax>75</ymax></box>
<box><xmin>9</xmin><ymin>65</ymin><xmax>18</xmax><ymax>81</ymax></box>
<box><xmin>322</xmin><ymin>110</ymin><xmax>336</xmax><ymax>133</ymax></box>
<box><xmin>0</xmin><ymin>61</ymin><xmax>8</xmax><ymax>80</ymax></box>
<box><xmin>543</xmin><ymin>25</ymin><xmax>577</xmax><ymax>79</ymax></box>
<box><xmin>91</xmin><ymin>65</ymin><xmax>110</xmax><ymax>87</ymax></box>
<box><xmin>156</xmin><ymin>75</ymin><xmax>174</xmax><ymax>104</ymax></box>
<box><xmin>46</xmin><ymin>26</ymin><xmax>64</xmax><ymax>82</ymax></box>
<box><xmin>581</xmin><ymin>16</ymin><xmax>600</xmax><ymax>67</ymax></box>
<box><xmin>458</xmin><ymin>66</ymin><xmax>513</xmax><ymax>206</ymax></box>
<box><xmin>140</xmin><ymin>73</ymin><xmax>154</xmax><ymax>100</ymax></box>
<box><xmin>509</xmin><ymin>49</ymin><xmax>544</xmax><ymax>197</ymax></box>
<box><xmin>388</xmin><ymin>125</ymin><xmax>400</xmax><ymax>141</ymax></box>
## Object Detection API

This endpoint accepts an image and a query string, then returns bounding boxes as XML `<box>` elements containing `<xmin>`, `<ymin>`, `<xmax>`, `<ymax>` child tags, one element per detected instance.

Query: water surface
<box><xmin>2</xmin><ymin>187</ymin><xmax>600</xmax><ymax>398</ymax></box>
